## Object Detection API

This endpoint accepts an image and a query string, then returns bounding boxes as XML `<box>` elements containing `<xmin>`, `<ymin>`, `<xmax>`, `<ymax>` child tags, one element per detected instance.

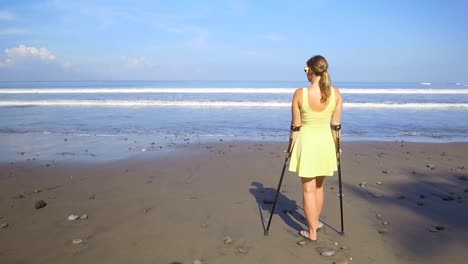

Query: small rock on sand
<box><xmin>14</xmin><ymin>194</ymin><xmax>24</xmax><ymax>199</ymax></box>
<box><xmin>1</xmin><ymin>223</ymin><xmax>8</xmax><ymax>229</ymax></box>
<box><xmin>67</xmin><ymin>214</ymin><xmax>79</xmax><ymax>221</ymax></box>
<box><xmin>80</xmin><ymin>214</ymin><xmax>88</xmax><ymax>220</ymax></box>
<box><xmin>359</xmin><ymin>181</ymin><xmax>367</xmax><ymax>188</ymax></box>
<box><xmin>376</xmin><ymin>181</ymin><xmax>382</xmax><ymax>185</ymax></box>
<box><xmin>72</xmin><ymin>239</ymin><xmax>83</xmax><ymax>245</ymax></box>
<box><xmin>382</xmin><ymin>221</ymin><xmax>389</xmax><ymax>225</ymax></box>
<box><xmin>426</xmin><ymin>164</ymin><xmax>435</xmax><ymax>170</ymax></box>
<box><xmin>297</xmin><ymin>240</ymin><xmax>307</xmax><ymax>246</ymax></box>
<box><xmin>235</xmin><ymin>247</ymin><xmax>248</xmax><ymax>255</ymax></box>
<box><xmin>34</xmin><ymin>200</ymin><xmax>47</xmax><ymax>209</ymax></box>
<box><xmin>381</xmin><ymin>169</ymin><xmax>390</xmax><ymax>174</ymax></box>
<box><xmin>140</xmin><ymin>148</ymin><xmax>146</xmax><ymax>152</ymax></box>
<box><xmin>378</xmin><ymin>228</ymin><xmax>389</xmax><ymax>234</ymax></box>
<box><xmin>224</xmin><ymin>236</ymin><xmax>232</xmax><ymax>244</ymax></box>
<box><xmin>371</xmin><ymin>193</ymin><xmax>383</xmax><ymax>198</ymax></box>
<box><xmin>376</xmin><ymin>214</ymin><xmax>383</xmax><ymax>219</ymax></box>
<box><xmin>334</xmin><ymin>261</ymin><xmax>349</xmax><ymax>264</ymax></box>
<box><xmin>89</xmin><ymin>194</ymin><xmax>96</xmax><ymax>200</ymax></box>
<box><xmin>320</xmin><ymin>250</ymin><xmax>335</xmax><ymax>257</ymax></box>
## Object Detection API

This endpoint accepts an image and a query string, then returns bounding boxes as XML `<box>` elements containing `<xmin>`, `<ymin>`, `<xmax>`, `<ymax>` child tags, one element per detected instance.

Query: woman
<box><xmin>288</xmin><ymin>55</ymin><xmax>343</xmax><ymax>241</ymax></box>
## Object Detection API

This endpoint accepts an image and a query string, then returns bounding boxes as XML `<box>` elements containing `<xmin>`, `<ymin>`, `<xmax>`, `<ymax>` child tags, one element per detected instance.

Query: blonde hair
<box><xmin>307</xmin><ymin>55</ymin><xmax>332</xmax><ymax>103</ymax></box>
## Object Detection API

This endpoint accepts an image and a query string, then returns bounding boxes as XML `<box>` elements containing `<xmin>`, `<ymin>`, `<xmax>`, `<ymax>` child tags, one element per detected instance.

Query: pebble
<box><xmin>382</xmin><ymin>169</ymin><xmax>390</xmax><ymax>174</ymax></box>
<box><xmin>297</xmin><ymin>240</ymin><xmax>307</xmax><ymax>246</ymax></box>
<box><xmin>49</xmin><ymin>195</ymin><xmax>56</xmax><ymax>199</ymax></box>
<box><xmin>376</xmin><ymin>181</ymin><xmax>382</xmax><ymax>185</ymax></box>
<box><xmin>359</xmin><ymin>181</ymin><xmax>367</xmax><ymax>188</ymax></box>
<box><xmin>34</xmin><ymin>189</ymin><xmax>42</xmax><ymax>193</ymax></box>
<box><xmin>333</xmin><ymin>242</ymin><xmax>339</xmax><ymax>246</ymax></box>
<box><xmin>80</xmin><ymin>214</ymin><xmax>88</xmax><ymax>220</ymax></box>
<box><xmin>378</xmin><ymin>228</ymin><xmax>389</xmax><ymax>234</ymax></box>
<box><xmin>14</xmin><ymin>194</ymin><xmax>24</xmax><ymax>199</ymax></box>
<box><xmin>140</xmin><ymin>148</ymin><xmax>146</xmax><ymax>152</ymax></box>
<box><xmin>426</xmin><ymin>164</ymin><xmax>435</xmax><ymax>170</ymax></box>
<box><xmin>235</xmin><ymin>247</ymin><xmax>248</xmax><ymax>255</ymax></box>
<box><xmin>34</xmin><ymin>200</ymin><xmax>47</xmax><ymax>209</ymax></box>
<box><xmin>382</xmin><ymin>221</ymin><xmax>389</xmax><ymax>225</ymax></box>
<box><xmin>376</xmin><ymin>214</ymin><xmax>382</xmax><ymax>219</ymax></box>
<box><xmin>193</xmin><ymin>260</ymin><xmax>203</xmax><ymax>264</ymax></box>
<box><xmin>89</xmin><ymin>194</ymin><xmax>96</xmax><ymax>200</ymax></box>
<box><xmin>200</xmin><ymin>223</ymin><xmax>208</xmax><ymax>229</ymax></box>
<box><xmin>72</xmin><ymin>239</ymin><xmax>83</xmax><ymax>245</ymax></box>
<box><xmin>224</xmin><ymin>236</ymin><xmax>233</xmax><ymax>244</ymax></box>
<box><xmin>67</xmin><ymin>214</ymin><xmax>79</xmax><ymax>221</ymax></box>
<box><xmin>320</xmin><ymin>250</ymin><xmax>335</xmax><ymax>257</ymax></box>
<box><xmin>334</xmin><ymin>261</ymin><xmax>349</xmax><ymax>264</ymax></box>
<box><xmin>419</xmin><ymin>194</ymin><xmax>426</xmax><ymax>199</ymax></box>
<box><xmin>340</xmin><ymin>246</ymin><xmax>347</xmax><ymax>250</ymax></box>
<box><xmin>459</xmin><ymin>176</ymin><xmax>468</xmax><ymax>181</ymax></box>
<box><xmin>1</xmin><ymin>223</ymin><xmax>8</xmax><ymax>229</ymax></box>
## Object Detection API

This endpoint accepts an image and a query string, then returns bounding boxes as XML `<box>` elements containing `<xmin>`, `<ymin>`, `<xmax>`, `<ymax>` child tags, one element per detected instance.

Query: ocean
<box><xmin>1</xmin><ymin>80</ymin><xmax>467</xmax><ymax>161</ymax></box>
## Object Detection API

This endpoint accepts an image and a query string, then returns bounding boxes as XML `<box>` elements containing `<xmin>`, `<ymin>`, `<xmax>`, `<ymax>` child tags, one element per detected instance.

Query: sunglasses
<box><xmin>304</xmin><ymin>66</ymin><xmax>310</xmax><ymax>73</ymax></box>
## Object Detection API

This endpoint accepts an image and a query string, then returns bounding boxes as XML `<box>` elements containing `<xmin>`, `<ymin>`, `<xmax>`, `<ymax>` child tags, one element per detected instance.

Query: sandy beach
<box><xmin>1</xmin><ymin>140</ymin><xmax>468</xmax><ymax>264</ymax></box>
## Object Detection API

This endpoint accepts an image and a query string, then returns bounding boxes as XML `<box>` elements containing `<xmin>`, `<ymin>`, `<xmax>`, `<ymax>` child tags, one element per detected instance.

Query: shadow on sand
<box><xmin>249</xmin><ymin>181</ymin><xmax>307</xmax><ymax>234</ymax></box>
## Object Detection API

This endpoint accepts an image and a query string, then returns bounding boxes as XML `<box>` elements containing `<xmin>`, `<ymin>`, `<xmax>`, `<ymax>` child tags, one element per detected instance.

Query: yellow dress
<box><xmin>288</xmin><ymin>87</ymin><xmax>338</xmax><ymax>177</ymax></box>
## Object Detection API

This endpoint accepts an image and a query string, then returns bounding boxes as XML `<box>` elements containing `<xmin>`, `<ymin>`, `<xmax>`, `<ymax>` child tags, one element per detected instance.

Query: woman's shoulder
<box><xmin>332</xmin><ymin>86</ymin><xmax>342</xmax><ymax>100</ymax></box>
<box><xmin>293</xmin><ymin>87</ymin><xmax>304</xmax><ymax>97</ymax></box>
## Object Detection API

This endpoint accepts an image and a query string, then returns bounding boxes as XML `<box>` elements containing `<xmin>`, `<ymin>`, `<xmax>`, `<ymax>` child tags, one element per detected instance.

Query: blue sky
<box><xmin>0</xmin><ymin>0</ymin><xmax>467</xmax><ymax>82</ymax></box>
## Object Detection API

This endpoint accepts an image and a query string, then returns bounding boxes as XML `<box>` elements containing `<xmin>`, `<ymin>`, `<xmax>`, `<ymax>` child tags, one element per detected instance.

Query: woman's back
<box><xmin>300</xmin><ymin>87</ymin><xmax>336</xmax><ymax>129</ymax></box>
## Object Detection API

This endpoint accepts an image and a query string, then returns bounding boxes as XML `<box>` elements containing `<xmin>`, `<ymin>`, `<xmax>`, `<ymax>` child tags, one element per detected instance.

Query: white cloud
<box><xmin>0</xmin><ymin>44</ymin><xmax>56</xmax><ymax>68</ymax></box>
<box><xmin>5</xmin><ymin>44</ymin><xmax>56</xmax><ymax>61</ymax></box>
<box><xmin>260</xmin><ymin>34</ymin><xmax>285</xmax><ymax>41</ymax></box>
<box><xmin>0</xmin><ymin>10</ymin><xmax>15</xmax><ymax>21</ymax></box>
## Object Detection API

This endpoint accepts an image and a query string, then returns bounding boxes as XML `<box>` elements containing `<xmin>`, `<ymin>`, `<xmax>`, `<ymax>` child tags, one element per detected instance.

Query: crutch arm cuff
<box><xmin>331</xmin><ymin>124</ymin><xmax>342</xmax><ymax>131</ymax></box>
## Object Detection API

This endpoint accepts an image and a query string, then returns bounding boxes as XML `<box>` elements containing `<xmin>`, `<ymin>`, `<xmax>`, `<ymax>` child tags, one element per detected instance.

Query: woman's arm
<box><xmin>289</xmin><ymin>88</ymin><xmax>302</xmax><ymax>153</ymax></box>
<box><xmin>331</xmin><ymin>87</ymin><xmax>343</xmax><ymax>152</ymax></box>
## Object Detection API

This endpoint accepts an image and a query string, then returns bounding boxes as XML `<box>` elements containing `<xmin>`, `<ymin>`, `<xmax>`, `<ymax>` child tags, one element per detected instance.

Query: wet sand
<box><xmin>1</xmin><ymin>141</ymin><xmax>468</xmax><ymax>264</ymax></box>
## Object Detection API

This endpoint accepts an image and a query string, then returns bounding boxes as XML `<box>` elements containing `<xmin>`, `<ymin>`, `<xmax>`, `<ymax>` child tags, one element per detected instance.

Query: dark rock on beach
<box><xmin>34</xmin><ymin>200</ymin><xmax>47</xmax><ymax>209</ymax></box>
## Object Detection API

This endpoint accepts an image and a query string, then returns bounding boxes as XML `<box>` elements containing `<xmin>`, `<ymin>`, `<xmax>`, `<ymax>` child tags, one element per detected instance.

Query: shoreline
<box><xmin>1</xmin><ymin>131</ymin><xmax>468</xmax><ymax>164</ymax></box>
<box><xmin>1</xmin><ymin>141</ymin><xmax>468</xmax><ymax>263</ymax></box>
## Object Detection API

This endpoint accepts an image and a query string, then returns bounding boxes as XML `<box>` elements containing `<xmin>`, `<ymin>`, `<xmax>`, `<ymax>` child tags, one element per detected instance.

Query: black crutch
<box><xmin>264</xmin><ymin>139</ymin><xmax>293</xmax><ymax>236</ymax></box>
<box><xmin>332</xmin><ymin>124</ymin><xmax>344</xmax><ymax>235</ymax></box>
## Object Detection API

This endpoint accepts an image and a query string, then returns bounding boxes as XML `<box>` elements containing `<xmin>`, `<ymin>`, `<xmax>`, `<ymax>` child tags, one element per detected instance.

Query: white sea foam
<box><xmin>420</xmin><ymin>82</ymin><xmax>431</xmax><ymax>85</ymax></box>
<box><xmin>1</xmin><ymin>87</ymin><xmax>468</xmax><ymax>94</ymax></box>
<box><xmin>1</xmin><ymin>100</ymin><xmax>468</xmax><ymax>109</ymax></box>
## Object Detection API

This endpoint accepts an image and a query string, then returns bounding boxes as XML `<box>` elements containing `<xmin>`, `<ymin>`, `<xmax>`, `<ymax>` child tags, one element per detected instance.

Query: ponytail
<box><xmin>307</xmin><ymin>55</ymin><xmax>332</xmax><ymax>103</ymax></box>
<box><xmin>319</xmin><ymin>70</ymin><xmax>331</xmax><ymax>103</ymax></box>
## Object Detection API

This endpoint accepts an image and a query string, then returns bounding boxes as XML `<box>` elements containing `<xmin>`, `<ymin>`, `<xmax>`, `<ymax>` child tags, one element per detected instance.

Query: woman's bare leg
<box><xmin>301</xmin><ymin>177</ymin><xmax>318</xmax><ymax>240</ymax></box>
<box><xmin>315</xmin><ymin>176</ymin><xmax>326</xmax><ymax>227</ymax></box>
